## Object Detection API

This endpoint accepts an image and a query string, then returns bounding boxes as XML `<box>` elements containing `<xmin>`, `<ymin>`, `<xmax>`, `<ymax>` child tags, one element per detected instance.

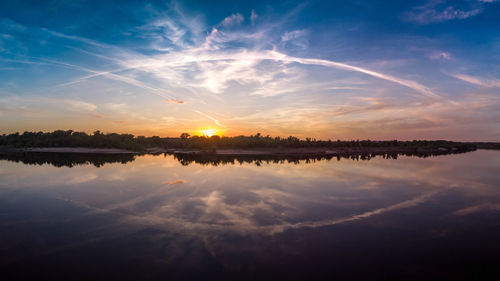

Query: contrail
<box><xmin>40</xmin><ymin>27</ymin><xmax>443</xmax><ymax>105</ymax></box>
<box><xmin>195</xmin><ymin>110</ymin><xmax>226</xmax><ymax>127</ymax></box>
<box><xmin>265</xmin><ymin>50</ymin><xmax>442</xmax><ymax>100</ymax></box>
<box><xmin>35</xmin><ymin>58</ymin><xmax>184</xmax><ymax>102</ymax></box>
<box><xmin>269</xmin><ymin>190</ymin><xmax>442</xmax><ymax>233</ymax></box>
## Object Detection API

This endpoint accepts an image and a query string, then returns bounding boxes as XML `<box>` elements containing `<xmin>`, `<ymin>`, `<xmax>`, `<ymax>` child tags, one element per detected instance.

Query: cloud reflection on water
<box><xmin>1</xmin><ymin>151</ymin><xmax>499</xmax><ymax>238</ymax></box>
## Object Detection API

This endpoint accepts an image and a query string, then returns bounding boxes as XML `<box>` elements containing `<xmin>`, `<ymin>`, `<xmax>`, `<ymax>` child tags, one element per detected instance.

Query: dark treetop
<box><xmin>0</xmin><ymin>130</ymin><xmax>485</xmax><ymax>152</ymax></box>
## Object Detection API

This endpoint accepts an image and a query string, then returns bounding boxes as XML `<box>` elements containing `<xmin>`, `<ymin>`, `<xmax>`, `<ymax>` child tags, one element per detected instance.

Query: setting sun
<box><xmin>196</xmin><ymin>127</ymin><xmax>221</xmax><ymax>137</ymax></box>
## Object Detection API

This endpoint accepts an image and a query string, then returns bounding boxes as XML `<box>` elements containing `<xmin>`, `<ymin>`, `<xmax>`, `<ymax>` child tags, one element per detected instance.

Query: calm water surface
<box><xmin>1</xmin><ymin>150</ymin><xmax>499</xmax><ymax>280</ymax></box>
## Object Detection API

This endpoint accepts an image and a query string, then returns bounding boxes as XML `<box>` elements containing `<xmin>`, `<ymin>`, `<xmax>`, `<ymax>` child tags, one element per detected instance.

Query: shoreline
<box><xmin>0</xmin><ymin>145</ymin><xmax>479</xmax><ymax>156</ymax></box>
<box><xmin>1</xmin><ymin>147</ymin><xmax>138</xmax><ymax>154</ymax></box>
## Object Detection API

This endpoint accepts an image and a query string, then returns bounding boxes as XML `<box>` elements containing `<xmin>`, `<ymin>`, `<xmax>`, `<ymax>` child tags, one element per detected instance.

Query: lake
<box><xmin>1</xmin><ymin>150</ymin><xmax>499</xmax><ymax>280</ymax></box>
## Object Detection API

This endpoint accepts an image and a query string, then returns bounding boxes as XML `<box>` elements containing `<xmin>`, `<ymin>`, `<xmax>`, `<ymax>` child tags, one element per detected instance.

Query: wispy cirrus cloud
<box><xmin>0</xmin><ymin>8</ymin><xmax>446</xmax><ymax>137</ymax></box>
<box><xmin>448</xmin><ymin>73</ymin><xmax>500</xmax><ymax>88</ymax></box>
<box><xmin>195</xmin><ymin>110</ymin><xmax>226</xmax><ymax>127</ymax></box>
<box><xmin>402</xmin><ymin>0</ymin><xmax>493</xmax><ymax>24</ymax></box>
<box><xmin>65</xmin><ymin>100</ymin><xmax>97</xmax><ymax>112</ymax></box>
<box><xmin>20</xmin><ymin>4</ymin><xmax>440</xmax><ymax>103</ymax></box>
<box><xmin>250</xmin><ymin>9</ymin><xmax>258</xmax><ymax>24</ymax></box>
<box><xmin>429</xmin><ymin>51</ymin><xmax>452</xmax><ymax>60</ymax></box>
<box><xmin>110</xmin><ymin>25</ymin><xmax>441</xmax><ymax>100</ymax></box>
<box><xmin>164</xmin><ymin>99</ymin><xmax>185</xmax><ymax>104</ymax></box>
<box><xmin>3</xmin><ymin>9</ymin><xmax>442</xmax><ymax>102</ymax></box>
<box><xmin>0</xmin><ymin>95</ymin><xmax>98</xmax><ymax>114</ymax></box>
<box><xmin>221</xmin><ymin>13</ymin><xmax>244</xmax><ymax>27</ymax></box>
<box><xmin>281</xmin><ymin>29</ymin><xmax>308</xmax><ymax>42</ymax></box>
<box><xmin>163</xmin><ymin>179</ymin><xmax>187</xmax><ymax>185</ymax></box>
<box><xmin>453</xmin><ymin>203</ymin><xmax>500</xmax><ymax>216</ymax></box>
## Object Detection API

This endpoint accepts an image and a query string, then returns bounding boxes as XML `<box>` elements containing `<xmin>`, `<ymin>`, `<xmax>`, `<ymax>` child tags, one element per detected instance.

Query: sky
<box><xmin>0</xmin><ymin>0</ymin><xmax>499</xmax><ymax>141</ymax></box>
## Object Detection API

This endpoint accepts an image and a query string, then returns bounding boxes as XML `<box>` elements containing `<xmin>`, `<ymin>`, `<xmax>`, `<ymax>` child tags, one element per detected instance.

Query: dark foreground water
<box><xmin>0</xmin><ymin>150</ymin><xmax>499</xmax><ymax>281</ymax></box>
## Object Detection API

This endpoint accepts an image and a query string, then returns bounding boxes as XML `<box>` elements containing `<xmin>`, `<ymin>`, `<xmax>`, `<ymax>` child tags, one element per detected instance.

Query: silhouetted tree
<box><xmin>0</xmin><ymin>130</ymin><xmax>478</xmax><ymax>153</ymax></box>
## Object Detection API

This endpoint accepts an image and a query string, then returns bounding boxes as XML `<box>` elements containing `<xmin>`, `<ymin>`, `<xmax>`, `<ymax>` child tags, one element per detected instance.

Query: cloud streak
<box><xmin>164</xmin><ymin>99</ymin><xmax>185</xmax><ymax>104</ymax></box>
<box><xmin>111</xmin><ymin>39</ymin><xmax>441</xmax><ymax>100</ymax></box>
<box><xmin>221</xmin><ymin>13</ymin><xmax>244</xmax><ymax>27</ymax></box>
<box><xmin>272</xmin><ymin>190</ymin><xmax>442</xmax><ymax>233</ymax></box>
<box><xmin>449</xmin><ymin>73</ymin><xmax>500</xmax><ymax>88</ymax></box>
<box><xmin>270</xmin><ymin>51</ymin><xmax>442</xmax><ymax>100</ymax></box>
<box><xmin>163</xmin><ymin>179</ymin><xmax>187</xmax><ymax>185</ymax></box>
<box><xmin>34</xmin><ymin>8</ymin><xmax>441</xmax><ymax>104</ymax></box>
<box><xmin>195</xmin><ymin>110</ymin><xmax>226</xmax><ymax>127</ymax></box>
<box><xmin>403</xmin><ymin>0</ymin><xmax>490</xmax><ymax>24</ymax></box>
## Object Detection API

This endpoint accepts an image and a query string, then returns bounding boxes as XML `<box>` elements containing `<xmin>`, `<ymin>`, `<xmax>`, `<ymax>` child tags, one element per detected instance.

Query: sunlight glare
<box><xmin>196</xmin><ymin>127</ymin><xmax>221</xmax><ymax>137</ymax></box>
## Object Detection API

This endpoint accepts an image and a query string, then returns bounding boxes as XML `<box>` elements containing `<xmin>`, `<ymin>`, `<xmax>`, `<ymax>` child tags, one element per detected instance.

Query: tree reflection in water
<box><xmin>0</xmin><ymin>148</ymin><xmax>474</xmax><ymax>168</ymax></box>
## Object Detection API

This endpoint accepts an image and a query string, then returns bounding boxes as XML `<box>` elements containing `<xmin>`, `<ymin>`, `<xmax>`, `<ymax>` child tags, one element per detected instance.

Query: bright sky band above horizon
<box><xmin>0</xmin><ymin>0</ymin><xmax>499</xmax><ymax>141</ymax></box>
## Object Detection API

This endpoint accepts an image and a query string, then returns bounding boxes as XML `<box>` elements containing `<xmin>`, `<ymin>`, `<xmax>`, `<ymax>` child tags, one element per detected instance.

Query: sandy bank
<box><xmin>0</xmin><ymin>145</ymin><xmax>477</xmax><ymax>156</ymax></box>
<box><xmin>150</xmin><ymin>146</ymin><xmax>476</xmax><ymax>156</ymax></box>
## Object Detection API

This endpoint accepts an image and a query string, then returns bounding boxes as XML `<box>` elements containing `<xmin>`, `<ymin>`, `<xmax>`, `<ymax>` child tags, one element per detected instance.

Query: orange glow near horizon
<box><xmin>195</xmin><ymin>127</ymin><xmax>222</xmax><ymax>137</ymax></box>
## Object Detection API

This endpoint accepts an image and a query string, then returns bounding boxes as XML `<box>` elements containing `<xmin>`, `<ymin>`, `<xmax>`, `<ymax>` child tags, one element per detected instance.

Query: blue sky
<box><xmin>0</xmin><ymin>0</ymin><xmax>499</xmax><ymax>140</ymax></box>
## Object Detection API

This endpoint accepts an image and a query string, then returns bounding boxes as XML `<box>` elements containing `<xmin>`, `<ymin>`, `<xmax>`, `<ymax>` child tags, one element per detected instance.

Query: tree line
<box><xmin>0</xmin><ymin>130</ymin><xmax>477</xmax><ymax>151</ymax></box>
